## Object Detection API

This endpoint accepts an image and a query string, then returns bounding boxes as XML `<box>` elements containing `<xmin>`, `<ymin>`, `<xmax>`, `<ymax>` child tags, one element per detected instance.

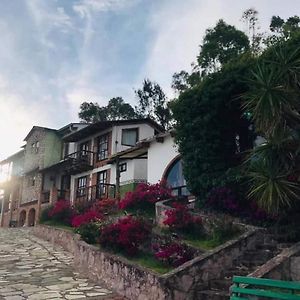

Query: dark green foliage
<box><xmin>243</xmin><ymin>35</ymin><xmax>300</xmax><ymax>214</ymax></box>
<box><xmin>135</xmin><ymin>79</ymin><xmax>172</xmax><ymax>130</ymax></box>
<box><xmin>79</xmin><ymin>97</ymin><xmax>136</xmax><ymax>123</ymax></box>
<box><xmin>39</xmin><ymin>205</ymin><xmax>53</xmax><ymax>223</ymax></box>
<box><xmin>75</xmin><ymin>222</ymin><xmax>100</xmax><ymax>244</ymax></box>
<box><xmin>197</xmin><ymin>19</ymin><xmax>250</xmax><ymax>74</ymax></box>
<box><xmin>172</xmin><ymin>56</ymin><xmax>255</xmax><ymax>199</ymax></box>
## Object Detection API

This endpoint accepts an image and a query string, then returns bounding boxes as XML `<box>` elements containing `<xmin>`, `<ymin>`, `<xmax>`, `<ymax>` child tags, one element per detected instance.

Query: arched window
<box><xmin>165</xmin><ymin>158</ymin><xmax>185</xmax><ymax>188</ymax></box>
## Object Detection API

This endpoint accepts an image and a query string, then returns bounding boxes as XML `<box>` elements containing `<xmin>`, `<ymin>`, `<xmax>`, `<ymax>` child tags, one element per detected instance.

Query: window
<box><xmin>77</xmin><ymin>176</ymin><xmax>87</xmax><ymax>197</ymax></box>
<box><xmin>79</xmin><ymin>141</ymin><xmax>89</xmax><ymax>156</ymax></box>
<box><xmin>31</xmin><ymin>141</ymin><xmax>39</xmax><ymax>154</ymax></box>
<box><xmin>121</xmin><ymin>128</ymin><xmax>138</xmax><ymax>146</ymax></box>
<box><xmin>97</xmin><ymin>134</ymin><xmax>109</xmax><ymax>161</ymax></box>
<box><xmin>96</xmin><ymin>170</ymin><xmax>108</xmax><ymax>198</ymax></box>
<box><xmin>119</xmin><ymin>163</ymin><xmax>127</xmax><ymax>173</ymax></box>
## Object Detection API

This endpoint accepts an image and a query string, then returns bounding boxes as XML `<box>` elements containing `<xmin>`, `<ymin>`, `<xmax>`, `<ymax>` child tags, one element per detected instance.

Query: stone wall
<box><xmin>248</xmin><ymin>242</ymin><xmax>300</xmax><ymax>281</ymax></box>
<box><xmin>32</xmin><ymin>224</ymin><xmax>261</xmax><ymax>300</ymax></box>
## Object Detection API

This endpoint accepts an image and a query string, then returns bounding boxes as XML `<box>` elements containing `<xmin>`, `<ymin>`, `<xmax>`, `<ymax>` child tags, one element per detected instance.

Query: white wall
<box><xmin>112</xmin><ymin>124</ymin><xmax>155</xmax><ymax>154</ymax></box>
<box><xmin>147</xmin><ymin>135</ymin><xmax>179</xmax><ymax>184</ymax></box>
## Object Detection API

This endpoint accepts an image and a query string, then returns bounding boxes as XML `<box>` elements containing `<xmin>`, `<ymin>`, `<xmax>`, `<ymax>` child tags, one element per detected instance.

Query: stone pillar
<box><xmin>50</xmin><ymin>186</ymin><xmax>58</xmax><ymax>204</ymax></box>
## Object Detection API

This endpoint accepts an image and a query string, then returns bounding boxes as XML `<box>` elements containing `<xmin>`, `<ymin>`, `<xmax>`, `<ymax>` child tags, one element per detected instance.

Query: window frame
<box><xmin>121</xmin><ymin>128</ymin><xmax>139</xmax><ymax>147</ymax></box>
<box><xmin>77</xmin><ymin>176</ymin><xmax>87</xmax><ymax>197</ymax></box>
<box><xmin>96</xmin><ymin>170</ymin><xmax>108</xmax><ymax>198</ymax></box>
<box><xmin>97</xmin><ymin>133</ymin><xmax>109</xmax><ymax>161</ymax></box>
<box><xmin>119</xmin><ymin>163</ymin><xmax>127</xmax><ymax>173</ymax></box>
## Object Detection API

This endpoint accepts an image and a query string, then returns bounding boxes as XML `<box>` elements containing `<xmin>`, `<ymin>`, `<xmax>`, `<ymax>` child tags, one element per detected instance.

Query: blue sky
<box><xmin>0</xmin><ymin>0</ymin><xmax>299</xmax><ymax>159</ymax></box>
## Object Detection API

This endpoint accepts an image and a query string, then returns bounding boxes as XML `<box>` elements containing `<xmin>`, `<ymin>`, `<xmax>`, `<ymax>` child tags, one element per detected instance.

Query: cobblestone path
<box><xmin>0</xmin><ymin>228</ymin><xmax>124</xmax><ymax>300</ymax></box>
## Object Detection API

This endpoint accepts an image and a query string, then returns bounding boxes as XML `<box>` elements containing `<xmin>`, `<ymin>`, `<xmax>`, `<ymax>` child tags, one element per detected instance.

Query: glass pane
<box><xmin>122</xmin><ymin>130</ymin><xmax>137</xmax><ymax>146</ymax></box>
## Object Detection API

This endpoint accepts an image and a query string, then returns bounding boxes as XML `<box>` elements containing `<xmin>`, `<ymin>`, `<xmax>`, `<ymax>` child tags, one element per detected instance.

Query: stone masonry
<box><xmin>0</xmin><ymin>228</ymin><xmax>124</xmax><ymax>300</ymax></box>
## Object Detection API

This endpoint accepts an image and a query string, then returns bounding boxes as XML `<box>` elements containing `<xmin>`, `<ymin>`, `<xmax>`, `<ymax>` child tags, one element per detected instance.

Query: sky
<box><xmin>0</xmin><ymin>0</ymin><xmax>299</xmax><ymax>160</ymax></box>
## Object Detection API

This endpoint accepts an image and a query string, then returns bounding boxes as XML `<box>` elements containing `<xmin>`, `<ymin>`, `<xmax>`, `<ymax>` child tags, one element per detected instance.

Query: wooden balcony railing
<box><xmin>75</xmin><ymin>183</ymin><xmax>116</xmax><ymax>205</ymax></box>
<box><xmin>63</xmin><ymin>150</ymin><xmax>95</xmax><ymax>174</ymax></box>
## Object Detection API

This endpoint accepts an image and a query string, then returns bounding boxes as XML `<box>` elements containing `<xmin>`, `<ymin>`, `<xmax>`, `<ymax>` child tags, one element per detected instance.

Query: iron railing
<box><xmin>75</xmin><ymin>183</ymin><xmax>116</xmax><ymax>205</ymax></box>
<box><xmin>171</xmin><ymin>185</ymin><xmax>191</xmax><ymax>197</ymax></box>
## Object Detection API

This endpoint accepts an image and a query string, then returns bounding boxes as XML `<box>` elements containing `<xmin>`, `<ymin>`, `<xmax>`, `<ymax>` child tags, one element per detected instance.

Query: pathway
<box><xmin>0</xmin><ymin>228</ymin><xmax>124</xmax><ymax>300</ymax></box>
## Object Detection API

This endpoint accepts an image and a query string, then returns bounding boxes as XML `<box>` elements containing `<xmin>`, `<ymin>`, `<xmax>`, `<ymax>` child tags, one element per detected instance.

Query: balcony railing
<box><xmin>63</xmin><ymin>150</ymin><xmax>95</xmax><ymax>175</ymax></box>
<box><xmin>75</xmin><ymin>183</ymin><xmax>116</xmax><ymax>206</ymax></box>
<box><xmin>41</xmin><ymin>191</ymin><xmax>50</xmax><ymax>203</ymax></box>
<box><xmin>171</xmin><ymin>185</ymin><xmax>191</xmax><ymax>197</ymax></box>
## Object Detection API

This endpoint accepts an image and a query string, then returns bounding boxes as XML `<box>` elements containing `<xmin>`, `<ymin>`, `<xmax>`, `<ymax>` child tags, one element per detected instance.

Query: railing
<box><xmin>171</xmin><ymin>185</ymin><xmax>191</xmax><ymax>197</ymax></box>
<box><xmin>64</xmin><ymin>150</ymin><xmax>95</xmax><ymax>164</ymax></box>
<box><xmin>63</xmin><ymin>150</ymin><xmax>95</xmax><ymax>174</ymax></box>
<box><xmin>41</xmin><ymin>191</ymin><xmax>50</xmax><ymax>203</ymax></box>
<box><xmin>75</xmin><ymin>183</ymin><xmax>116</xmax><ymax>205</ymax></box>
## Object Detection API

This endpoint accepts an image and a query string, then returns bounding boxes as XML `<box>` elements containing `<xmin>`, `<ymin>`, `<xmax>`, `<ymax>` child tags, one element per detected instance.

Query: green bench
<box><xmin>231</xmin><ymin>276</ymin><xmax>300</xmax><ymax>299</ymax></box>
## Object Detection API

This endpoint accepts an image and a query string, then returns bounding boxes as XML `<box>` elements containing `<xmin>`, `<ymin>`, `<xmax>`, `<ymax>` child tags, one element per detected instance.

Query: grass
<box><xmin>121</xmin><ymin>251</ymin><xmax>173</xmax><ymax>274</ymax></box>
<box><xmin>183</xmin><ymin>236</ymin><xmax>224</xmax><ymax>250</ymax></box>
<box><xmin>183</xmin><ymin>229</ymin><xmax>243</xmax><ymax>250</ymax></box>
<box><xmin>40</xmin><ymin>220</ymin><xmax>73</xmax><ymax>232</ymax></box>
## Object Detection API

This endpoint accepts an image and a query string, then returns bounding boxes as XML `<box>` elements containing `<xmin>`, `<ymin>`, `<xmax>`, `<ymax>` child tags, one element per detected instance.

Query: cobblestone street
<box><xmin>0</xmin><ymin>228</ymin><xmax>123</xmax><ymax>300</ymax></box>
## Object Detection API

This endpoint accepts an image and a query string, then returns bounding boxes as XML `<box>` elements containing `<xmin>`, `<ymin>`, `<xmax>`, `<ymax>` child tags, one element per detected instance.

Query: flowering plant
<box><xmin>206</xmin><ymin>187</ymin><xmax>240</xmax><ymax>213</ymax></box>
<box><xmin>71</xmin><ymin>210</ymin><xmax>103</xmax><ymax>228</ymax></box>
<box><xmin>99</xmin><ymin>216</ymin><xmax>150</xmax><ymax>256</ymax></box>
<box><xmin>48</xmin><ymin>200</ymin><xmax>74</xmax><ymax>225</ymax></box>
<box><xmin>92</xmin><ymin>198</ymin><xmax>118</xmax><ymax>215</ymax></box>
<box><xmin>119</xmin><ymin>181</ymin><xmax>173</xmax><ymax>210</ymax></box>
<box><xmin>153</xmin><ymin>242</ymin><xmax>193</xmax><ymax>267</ymax></box>
<box><xmin>163</xmin><ymin>202</ymin><xmax>203</xmax><ymax>232</ymax></box>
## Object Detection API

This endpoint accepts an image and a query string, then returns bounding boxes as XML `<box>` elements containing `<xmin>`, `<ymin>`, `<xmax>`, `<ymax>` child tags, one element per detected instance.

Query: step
<box><xmin>222</xmin><ymin>267</ymin><xmax>251</xmax><ymax>278</ymax></box>
<box><xmin>242</xmin><ymin>249</ymin><xmax>274</xmax><ymax>261</ymax></box>
<box><xmin>196</xmin><ymin>289</ymin><xmax>229</xmax><ymax>300</ymax></box>
<box><xmin>210</xmin><ymin>278</ymin><xmax>232</xmax><ymax>290</ymax></box>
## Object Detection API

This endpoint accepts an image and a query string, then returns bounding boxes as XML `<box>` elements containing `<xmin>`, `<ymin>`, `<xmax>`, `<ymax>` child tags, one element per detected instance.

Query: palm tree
<box><xmin>243</xmin><ymin>40</ymin><xmax>300</xmax><ymax>214</ymax></box>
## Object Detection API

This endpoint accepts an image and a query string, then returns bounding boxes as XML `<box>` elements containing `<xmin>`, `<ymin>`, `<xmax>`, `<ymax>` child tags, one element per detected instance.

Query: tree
<box><xmin>241</xmin><ymin>8</ymin><xmax>262</xmax><ymax>54</ymax></box>
<box><xmin>106</xmin><ymin>97</ymin><xmax>136</xmax><ymax>120</ymax></box>
<box><xmin>266</xmin><ymin>15</ymin><xmax>300</xmax><ymax>46</ymax></box>
<box><xmin>243</xmin><ymin>35</ymin><xmax>300</xmax><ymax>214</ymax></box>
<box><xmin>78</xmin><ymin>102</ymin><xmax>107</xmax><ymax>123</ymax></box>
<box><xmin>135</xmin><ymin>79</ymin><xmax>172</xmax><ymax>130</ymax></box>
<box><xmin>197</xmin><ymin>19</ymin><xmax>250</xmax><ymax>74</ymax></box>
<box><xmin>78</xmin><ymin>97</ymin><xmax>136</xmax><ymax>123</ymax></box>
<box><xmin>172</xmin><ymin>55</ymin><xmax>255</xmax><ymax>199</ymax></box>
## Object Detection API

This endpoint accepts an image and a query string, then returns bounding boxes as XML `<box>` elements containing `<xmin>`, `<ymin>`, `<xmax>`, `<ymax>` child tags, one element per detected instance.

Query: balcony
<box><xmin>75</xmin><ymin>183</ymin><xmax>116</xmax><ymax>207</ymax></box>
<box><xmin>63</xmin><ymin>150</ymin><xmax>95</xmax><ymax>175</ymax></box>
<box><xmin>41</xmin><ymin>187</ymin><xmax>70</xmax><ymax>204</ymax></box>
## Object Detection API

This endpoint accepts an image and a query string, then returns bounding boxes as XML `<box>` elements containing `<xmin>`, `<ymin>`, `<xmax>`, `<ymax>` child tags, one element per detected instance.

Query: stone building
<box><xmin>0</xmin><ymin>123</ymin><xmax>87</xmax><ymax>227</ymax></box>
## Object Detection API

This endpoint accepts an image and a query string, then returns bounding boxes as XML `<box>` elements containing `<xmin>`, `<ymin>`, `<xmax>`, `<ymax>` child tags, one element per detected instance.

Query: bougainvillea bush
<box><xmin>92</xmin><ymin>198</ymin><xmax>118</xmax><ymax>215</ymax></box>
<box><xmin>153</xmin><ymin>241</ymin><xmax>194</xmax><ymax>267</ymax></box>
<box><xmin>206</xmin><ymin>186</ymin><xmax>274</xmax><ymax>222</ymax></box>
<box><xmin>48</xmin><ymin>200</ymin><xmax>75</xmax><ymax>225</ymax></box>
<box><xmin>99</xmin><ymin>216</ymin><xmax>150</xmax><ymax>256</ymax></box>
<box><xmin>163</xmin><ymin>203</ymin><xmax>204</xmax><ymax>234</ymax></box>
<box><xmin>71</xmin><ymin>210</ymin><xmax>103</xmax><ymax>228</ymax></box>
<box><xmin>119</xmin><ymin>181</ymin><xmax>173</xmax><ymax>211</ymax></box>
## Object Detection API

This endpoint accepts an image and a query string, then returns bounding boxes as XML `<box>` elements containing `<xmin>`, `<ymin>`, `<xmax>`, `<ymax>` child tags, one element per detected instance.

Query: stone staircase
<box><xmin>196</xmin><ymin>233</ymin><xmax>293</xmax><ymax>299</ymax></box>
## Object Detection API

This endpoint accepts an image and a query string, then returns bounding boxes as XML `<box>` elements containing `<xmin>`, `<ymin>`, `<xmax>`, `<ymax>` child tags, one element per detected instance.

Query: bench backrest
<box><xmin>231</xmin><ymin>276</ymin><xmax>300</xmax><ymax>300</ymax></box>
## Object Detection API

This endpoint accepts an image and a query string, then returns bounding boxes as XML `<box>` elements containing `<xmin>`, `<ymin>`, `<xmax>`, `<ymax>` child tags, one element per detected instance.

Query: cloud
<box><xmin>73</xmin><ymin>0</ymin><xmax>137</xmax><ymax>18</ymax></box>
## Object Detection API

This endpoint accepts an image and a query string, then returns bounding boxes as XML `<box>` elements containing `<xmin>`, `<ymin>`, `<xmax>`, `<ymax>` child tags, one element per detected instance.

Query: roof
<box><xmin>108</xmin><ymin>131</ymin><xmax>174</xmax><ymax>163</ymax></box>
<box><xmin>0</xmin><ymin>150</ymin><xmax>25</xmax><ymax>165</ymax></box>
<box><xmin>23</xmin><ymin>126</ymin><xmax>57</xmax><ymax>141</ymax></box>
<box><xmin>63</xmin><ymin>118</ymin><xmax>165</xmax><ymax>142</ymax></box>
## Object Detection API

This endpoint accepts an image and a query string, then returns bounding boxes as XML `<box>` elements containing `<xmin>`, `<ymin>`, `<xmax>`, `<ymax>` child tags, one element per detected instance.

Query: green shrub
<box><xmin>39</xmin><ymin>205</ymin><xmax>53</xmax><ymax>223</ymax></box>
<box><xmin>75</xmin><ymin>222</ymin><xmax>100</xmax><ymax>244</ymax></box>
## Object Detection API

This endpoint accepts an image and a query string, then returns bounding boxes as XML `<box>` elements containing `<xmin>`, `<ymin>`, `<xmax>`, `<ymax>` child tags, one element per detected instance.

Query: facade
<box><xmin>61</xmin><ymin>119</ymin><xmax>163</xmax><ymax>204</ymax></box>
<box><xmin>0</xmin><ymin>150</ymin><xmax>25</xmax><ymax>227</ymax></box>
<box><xmin>110</xmin><ymin>131</ymin><xmax>190</xmax><ymax>197</ymax></box>
<box><xmin>0</xmin><ymin>118</ymin><xmax>186</xmax><ymax>228</ymax></box>
<box><xmin>0</xmin><ymin>123</ymin><xmax>87</xmax><ymax>227</ymax></box>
